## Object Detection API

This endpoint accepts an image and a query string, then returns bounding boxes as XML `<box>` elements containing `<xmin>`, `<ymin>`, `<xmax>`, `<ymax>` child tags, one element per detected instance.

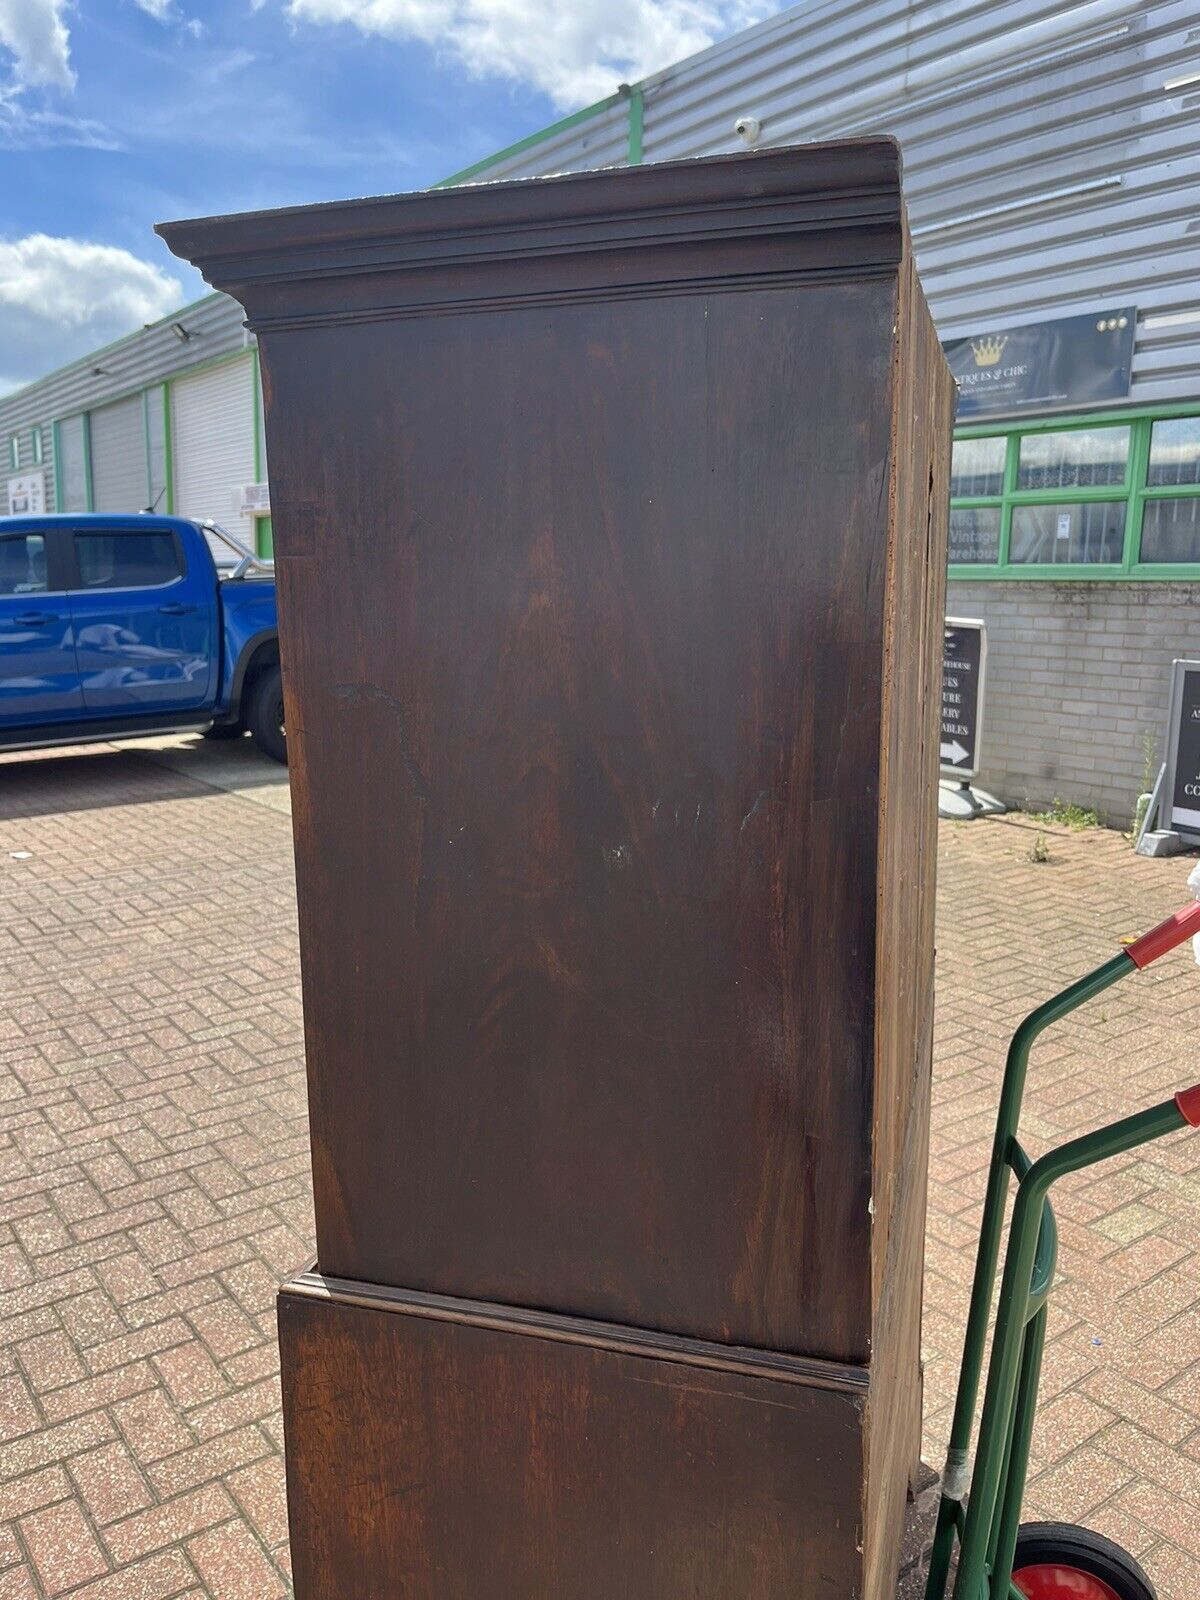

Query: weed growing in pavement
<box><xmin>1029</xmin><ymin>832</ymin><xmax>1050</xmax><ymax>864</ymax></box>
<box><xmin>1032</xmin><ymin>796</ymin><xmax>1100</xmax><ymax>830</ymax></box>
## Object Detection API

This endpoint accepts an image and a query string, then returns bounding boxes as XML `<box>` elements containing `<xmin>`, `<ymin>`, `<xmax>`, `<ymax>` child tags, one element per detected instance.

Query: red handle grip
<box><xmin>1125</xmin><ymin>901</ymin><xmax>1200</xmax><ymax>970</ymax></box>
<box><xmin>1176</xmin><ymin>1085</ymin><xmax>1200</xmax><ymax>1128</ymax></box>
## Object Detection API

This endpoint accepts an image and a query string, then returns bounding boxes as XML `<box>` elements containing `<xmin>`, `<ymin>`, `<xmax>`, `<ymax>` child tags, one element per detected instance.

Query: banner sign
<box><xmin>1164</xmin><ymin>660</ymin><xmax>1200</xmax><ymax>841</ymax></box>
<box><xmin>943</xmin><ymin>307</ymin><xmax>1136</xmax><ymax>419</ymax></box>
<box><xmin>941</xmin><ymin>618</ymin><xmax>986</xmax><ymax>782</ymax></box>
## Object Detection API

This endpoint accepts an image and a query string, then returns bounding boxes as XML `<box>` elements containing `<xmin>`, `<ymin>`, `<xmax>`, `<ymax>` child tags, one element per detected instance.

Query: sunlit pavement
<box><xmin>0</xmin><ymin>749</ymin><xmax>1198</xmax><ymax>1597</ymax></box>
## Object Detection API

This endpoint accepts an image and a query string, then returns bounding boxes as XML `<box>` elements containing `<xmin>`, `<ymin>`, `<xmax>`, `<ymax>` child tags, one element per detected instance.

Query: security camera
<box><xmin>735</xmin><ymin>115</ymin><xmax>761</xmax><ymax>146</ymax></box>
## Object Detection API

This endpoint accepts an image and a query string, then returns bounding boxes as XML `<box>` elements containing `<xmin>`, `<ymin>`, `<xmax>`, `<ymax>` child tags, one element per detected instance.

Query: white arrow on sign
<box><xmin>941</xmin><ymin>739</ymin><xmax>969</xmax><ymax>765</ymax></box>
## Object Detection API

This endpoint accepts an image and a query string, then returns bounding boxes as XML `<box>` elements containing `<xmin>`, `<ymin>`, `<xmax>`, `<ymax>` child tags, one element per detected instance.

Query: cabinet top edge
<box><xmin>156</xmin><ymin>139</ymin><xmax>906</xmax><ymax>300</ymax></box>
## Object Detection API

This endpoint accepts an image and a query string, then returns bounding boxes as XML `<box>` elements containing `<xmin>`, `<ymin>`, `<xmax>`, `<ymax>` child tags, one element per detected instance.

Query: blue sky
<box><xmin>0</xmin><ymin>0</ymin><xmax>778</xmax><ymax>394</ymax></box>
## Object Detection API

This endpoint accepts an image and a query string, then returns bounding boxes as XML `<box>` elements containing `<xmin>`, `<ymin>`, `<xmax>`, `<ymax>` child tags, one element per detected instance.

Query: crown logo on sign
<box><xmin>971</xmin><ymin>335</ymin><xmax>1007</xmax><ymax>367</ymax></box>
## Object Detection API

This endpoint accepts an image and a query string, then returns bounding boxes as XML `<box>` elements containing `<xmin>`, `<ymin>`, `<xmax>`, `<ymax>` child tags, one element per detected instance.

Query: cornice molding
<box><xmin>158</xmin><ymin>140</ymin><xmax>907</xmax><ymax>332</ymax></box>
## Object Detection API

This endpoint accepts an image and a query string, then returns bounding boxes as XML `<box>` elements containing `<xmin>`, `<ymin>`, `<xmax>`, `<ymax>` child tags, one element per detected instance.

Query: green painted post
<box><xmin>162</xmin><ymin>384</ymin><xmax>174</xmax><ymax>514</ymax></box>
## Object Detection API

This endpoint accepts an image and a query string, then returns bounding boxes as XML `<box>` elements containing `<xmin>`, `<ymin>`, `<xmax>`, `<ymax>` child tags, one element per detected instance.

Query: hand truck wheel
<box><xmin>1011</xmin><ymin>1522</ymin><xmax>1156</xmax><ymax>1600</ymax></box>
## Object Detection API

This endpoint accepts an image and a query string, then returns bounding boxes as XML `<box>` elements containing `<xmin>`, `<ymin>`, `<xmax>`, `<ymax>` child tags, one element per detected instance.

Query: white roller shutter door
<box><xmin>90</xmin><ymin>395</ymin><xmax>146</xmax><ymax>513</ymax></box>
<box><xmin>171</xmin><ymin>356</ymin><xmax>256</xmax><ymax>556</ymax></box>
<box><xmin>57</xmin><ymin>415</ymin><xmax>88</xmax><ymax>512</ymax></box>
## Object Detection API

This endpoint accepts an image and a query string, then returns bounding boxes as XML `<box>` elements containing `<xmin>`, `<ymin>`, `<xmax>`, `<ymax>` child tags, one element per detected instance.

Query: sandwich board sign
<box><xmin>1163</xmin><ymin>660</ymin><xmax>1200</xmax><ymax>843</ymax></box>
<box><xmin>941</xmin><ymin>618</ymin><xmax>986</xmax><ymax>782</ymax></box>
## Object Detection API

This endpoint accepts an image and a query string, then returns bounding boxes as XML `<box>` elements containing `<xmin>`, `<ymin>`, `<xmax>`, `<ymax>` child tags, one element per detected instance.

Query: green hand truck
<box><xmin>924</xmin><ymin>896</ymin><xmax>1200</xmax><ymax>1600</ymax></box>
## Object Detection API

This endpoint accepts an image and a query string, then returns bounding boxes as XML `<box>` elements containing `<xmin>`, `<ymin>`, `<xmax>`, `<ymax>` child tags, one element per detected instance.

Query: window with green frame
<box><xmin>949</xmin><ymin>408</ymin><xmax>1200</xmax><ymax>579</ymax></box>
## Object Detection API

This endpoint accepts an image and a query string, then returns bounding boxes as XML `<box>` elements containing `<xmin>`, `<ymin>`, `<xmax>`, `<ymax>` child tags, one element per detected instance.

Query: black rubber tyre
<box><xmin>246</xmin><ymin>664</ymin><xmax>287</xmax><ymax>764</ymax></box>
<box><xmin>202</xmin><ymin>722</ymin><xmax>244</xmax><ymax>741</ymax></box>
<box><xmin>1012</xmin><ymin>1523</ymin><xmax>1156</xmax><ymax>1600</ymax></box>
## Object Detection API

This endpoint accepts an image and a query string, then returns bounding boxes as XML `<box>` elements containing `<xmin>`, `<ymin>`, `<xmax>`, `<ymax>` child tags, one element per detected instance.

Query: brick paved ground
<box><xmin>1</xmin><ymin>743</ymin><xmax>1200</xmax><ymax>1597</ymax></box>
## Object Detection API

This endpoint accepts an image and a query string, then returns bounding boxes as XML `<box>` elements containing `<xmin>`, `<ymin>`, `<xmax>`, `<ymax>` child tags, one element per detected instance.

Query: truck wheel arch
<box><xmin>231</xmin><ymin>632</ymin><xmax>280</xmax><ymax>719</ymax></box>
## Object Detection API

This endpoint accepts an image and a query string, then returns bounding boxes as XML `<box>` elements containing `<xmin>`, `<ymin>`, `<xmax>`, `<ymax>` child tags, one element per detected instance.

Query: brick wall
<box><xmin>946</xmin><ymin>581</ymin><xmax>1200</xmax><ymax>827</ymax></box>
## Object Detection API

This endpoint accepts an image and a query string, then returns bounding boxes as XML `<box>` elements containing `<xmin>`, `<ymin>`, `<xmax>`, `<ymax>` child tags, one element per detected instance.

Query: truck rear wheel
<box><xmin>247</xmin><ymin>664</ymin><xmax>287</xmax><ymax>764</ymax></box>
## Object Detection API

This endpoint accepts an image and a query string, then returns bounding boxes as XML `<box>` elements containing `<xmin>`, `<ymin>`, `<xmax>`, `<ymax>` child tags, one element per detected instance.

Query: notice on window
<box><xmin>7</xmin><ymin>472</ymin><xmax>45</xmax><ymax>516</ymax></box>
<box><xmin>1055</xmin><ymin>512</ymin><xmax>1072</xmax><ymax>542</ymax></box>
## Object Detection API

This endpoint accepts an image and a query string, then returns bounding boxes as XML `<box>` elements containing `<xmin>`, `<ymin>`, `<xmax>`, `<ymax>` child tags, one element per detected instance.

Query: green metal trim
<box><xmin>141</xmin><ymin>390</ymin><xmax>152</xmax><ymax>507</ymax></box>
<box><xmin>989</xmin><ymin>1304</ymin><xmax>1047</xmax><ymax>1590</ymax></box>
<box><xmin>81</xmin><ymin>412</ymin><xmax>93</xmax><ymax>512</ymax></box>
<box><xmin>627</xmin><ymin>86</ymin><xmax>645</xmax><ymax>165</ymax></box>
<box><xmin>954</xmin><ymin>400</ymin><xmax>1200</xmax><ymax>439</ymax></box>
<box><xmin>925</xmin><ymin>951</ymin><xmax>1132</xmax><ymax>1600</ymax></box>
<box><xmin>433</xmin><ymin>91</ymin><xmax>626</xmax><ymax>188</ymax></box>
<box><xmin>950</xmin><ymin>565</ymin><xmax>1200</xmax><ymax>582</ymax></box>
<box><xmin>51</xmin><ymin>420</ymin><xmax>62</xmax><ymax>511</ymax></box>
<box><xmin>162</xmin><ymin>383</ymin><xmax>174</xmax><ymax>515</ymax></box>
<box><xmin>251</xmin><ymin>350</ymin><xmax>271</xmax><ymax>558</ymax></box>
<box><xmin>31</xmin><ymin>424</ymin><xmax>43</xmax><ymax>467</ymax></box>
<box><xmin>953</xmin><ymin>1095</ymin><xmax>1185</xmax><ymax>1600</ymax></box>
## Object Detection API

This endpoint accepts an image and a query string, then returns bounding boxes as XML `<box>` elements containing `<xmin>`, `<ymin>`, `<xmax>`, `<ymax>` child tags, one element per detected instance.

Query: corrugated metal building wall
<box><xmin>473</xmin><ymin>0</ymin><xmax>1200</xmax><ymax>409</ymax></box>
<box><xmin>2</xmin><ymin>0</ymin><xmax>1197</xmax><ymax>818</ymax></box>
<box><xmin>0</xmin><ymin>294</ymin><xmax>251</xmax><ymax>519</ymax></box>
<box><xmin>466</xmin><ymin>0</ymin><xmax>1200</xmax><ymax>823</ymax></box>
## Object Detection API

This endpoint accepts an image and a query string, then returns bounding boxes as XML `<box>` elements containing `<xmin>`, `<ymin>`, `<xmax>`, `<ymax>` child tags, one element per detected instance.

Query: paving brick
<box><xmin>67</xmin><ymin>1443</ymin><xmax>152</xmax><ymax>1527</ymax></box>
<box><xmin>185</xmin><ymin>1520</ymin><xmax>286</xmax><ymax>1600</ymax></box>
<box><xmin>103</xmin><ymin>1484</ymin><xmax>236</xmax><ymax>1566</ymax></box>
<box><xmin>19</xmin><ymin>1500</ymin><xmax>108</xmax><ymax>1595</ymax></box>
<box><xmin>111</xmin><ymin>1392</ymin><xmax>193</xmax><ymax>1468</ymax></box>
<box><xmin>226</xmin><ymin>1455</ymin><xmax>288</xmax><ymax>1549</ymax></box>
<box><xmin>5</xmin><ymin>741</ymin><xmax>1200</xmax><ymax>1596</ymax></box>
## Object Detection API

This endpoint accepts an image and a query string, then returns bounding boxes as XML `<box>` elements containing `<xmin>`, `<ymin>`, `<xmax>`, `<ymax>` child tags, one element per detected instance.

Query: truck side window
<box><xmin>74</xmin><ymin>532</ymin><xmax>182</xmax><ymax>590</ymax></box>
<box><xmin>0</xmin><ymin>534</ymin><xmax>48</xmax><ymax>596</ymax></box>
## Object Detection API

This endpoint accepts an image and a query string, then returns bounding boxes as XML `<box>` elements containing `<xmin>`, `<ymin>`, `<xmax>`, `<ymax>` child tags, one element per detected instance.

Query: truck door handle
<box><xmin>157</xmin><ymin>603</ymin><xmax>196</xmax><ymax>615</ymax></box>
<box><xmin>14</xmin><ymin>611</ymin><xmax>58</xmax><ymax>625</ymax></box>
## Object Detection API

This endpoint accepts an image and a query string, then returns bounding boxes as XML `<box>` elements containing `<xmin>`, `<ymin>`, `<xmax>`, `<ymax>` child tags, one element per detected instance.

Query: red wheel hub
<box><xmin>1013</xmin><ymin>1565</ymin><xmax>1123</xmax><ymax>1600</ymax></box>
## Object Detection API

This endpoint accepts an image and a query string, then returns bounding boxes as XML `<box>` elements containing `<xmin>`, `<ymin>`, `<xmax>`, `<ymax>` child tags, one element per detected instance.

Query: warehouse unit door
<box><xmin>171</xmin><ymin>356</ymin><xmax>256</xmax><ymax>556</ymax></box>
<box><xmin>57</xmin><ymin>415</ymin><xmax>88</xmax><ymax>513</ymax></box>
<box><xmin>90</xmin><ymin>395</ymin><xmax>147</xmax><ymax>513</ymax></box>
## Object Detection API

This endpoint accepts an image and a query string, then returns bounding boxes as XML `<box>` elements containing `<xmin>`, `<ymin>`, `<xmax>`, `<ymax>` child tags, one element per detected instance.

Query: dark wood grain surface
<box><xmin>264</xmin><ymin>276</ymin><xmax>895</xmax><ymax>1360</ymax></box>
<box><xmin>279</xmin><ymin>1275</ymin><xmax>869</xmax><ymax>1600</ymax></box>
<box><xmin>163</xmin><ymin>144</ymin><xmax>952</xmax><ymax>1597</ymax></box>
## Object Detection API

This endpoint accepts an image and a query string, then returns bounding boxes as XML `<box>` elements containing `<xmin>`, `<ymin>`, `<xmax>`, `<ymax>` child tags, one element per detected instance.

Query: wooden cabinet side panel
<box><xmin>261</xmin><ymin>277</ymin><xmax>898</xmax><ymax>1361</ymax></box>
<box><xmin>863</xmin><ymin>251</ymin><xmax>954</xmax><ymax>1600</ymax></box>
<box><xmin>279</xmin><ymin>1289</ymin><xmax>868</xmax><ymax>1600</ymax></box>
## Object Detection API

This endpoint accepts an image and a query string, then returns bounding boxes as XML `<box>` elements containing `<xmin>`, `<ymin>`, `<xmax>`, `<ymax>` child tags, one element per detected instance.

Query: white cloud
<box><xmin>0</xmin><ymin>235</ymin><xmax>183</xmax><ymax>396</ymax></box>
<box><xmin>286</xmin><ymin>0</ymin><xmax>775</xmax><ymax>109</ymax></box>
<box><xmin>0</xmin><ymin>0</ymin><xmax>74</xmax><ymax>90</ymax></box>
<box><xmin>129</xmin><ymin>0</ymin><xmax>206</xmax><ymax>40</ymax></box>
<box><xmin>0</xmin><ymin>85</ymin><xmax>117</xmax><ymax>148</ymax></box>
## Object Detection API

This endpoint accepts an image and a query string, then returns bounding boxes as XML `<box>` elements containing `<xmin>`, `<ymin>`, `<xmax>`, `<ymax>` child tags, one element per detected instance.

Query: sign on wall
<box><xmin>239</xmin><ymin>483</ymin><xmax>270</xmax><ymax>514</ymax></box>
<box><xmin>941</xmin><ymin>618</ymin><xmax>986</xmax><ymax>781</ymax></box>
<box><xmin>7</xmin><ymin>472</ymin><xmax>46</xmax><ymax>516</ymax></box>
<box><xmin>1164</xmin><ymin>661</ymin><xmax>1200</xmax><ymax>842</ymax></box>
<box><xmin>943</xmin><ymin>307</ymin><xmax>1136</xmax><ymax>419</ymax></box>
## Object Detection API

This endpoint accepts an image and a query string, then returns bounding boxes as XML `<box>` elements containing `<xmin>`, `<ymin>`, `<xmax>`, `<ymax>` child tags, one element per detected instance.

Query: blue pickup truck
<box><xmin>0</xmin><ymin>513</ymin><xmax>285</xmax><ymax>762</ymax></box>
